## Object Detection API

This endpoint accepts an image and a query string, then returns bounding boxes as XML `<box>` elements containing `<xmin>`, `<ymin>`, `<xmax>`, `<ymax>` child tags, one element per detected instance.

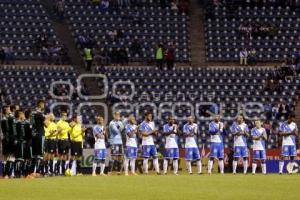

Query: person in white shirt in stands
<box><xmin>239</xmin><ymin>48</ymin><xmax>248</xmax><ymax>65</ymax></box>
<box><xmin>278</xmin><ymin>113</ymin><xmax>298</xmax><ymax>174</ymax></box>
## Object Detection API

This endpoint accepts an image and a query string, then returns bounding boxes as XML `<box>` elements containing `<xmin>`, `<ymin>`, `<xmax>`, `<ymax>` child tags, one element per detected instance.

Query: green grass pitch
<box><xmin>1</xmin><ymin>174</ymin><xmax>300</xmax><ymax>200</ymax></box>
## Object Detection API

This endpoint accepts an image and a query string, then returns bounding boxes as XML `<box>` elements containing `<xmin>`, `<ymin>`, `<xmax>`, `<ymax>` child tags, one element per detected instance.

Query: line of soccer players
<box><xmin>1</xmin><ymin>100</ymin><xmax>299</xmax><ymax>178</ymax></box>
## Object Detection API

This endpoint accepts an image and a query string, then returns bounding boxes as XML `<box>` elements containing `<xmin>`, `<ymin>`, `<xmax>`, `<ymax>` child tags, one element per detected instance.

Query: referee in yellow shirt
<box><xmin>67</xmin><ymin>114</ymin><xmax>85</xmax><ymax>176</ymax></box>
<box><xmin>44</xmin><ymin>113</ymin><xmax>57</xmax><ymax>176</ymax></box>
<box><xmin>56</xmin><ymin>111</ymin><xmax>71</xmax><ymax>175</ymax></box>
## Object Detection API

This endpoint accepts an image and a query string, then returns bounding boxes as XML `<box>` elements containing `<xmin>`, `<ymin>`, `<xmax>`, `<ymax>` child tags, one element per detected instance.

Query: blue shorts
<box><xmin>234</xmin><ymin>146</ymin><xmax>248</xmax><ymax>158</ymax></box>
<box><xmin>94</xmin><ymin>149</ymin><xmax>106</xmax><ymax>160</ymax></box>
<box><xmin>253</xmin><ymin>150</ymin><xmax>266</xmax><ymax>160</ymax></box>
<box><xmin>164</xmin><ymin>148</ymin><xmax>179</xmax><ymax>159</ymax></box>
<box><xmin>125</xmin><ymin>146</ymin><xmax>138</xmax><ymax>159</ymax></box>
<box><xmin>281</xmin><ymin>145</ymin><xmax>296</xmax><ymax>157</ymax></box>
<box><xmin>142</xmin><ymin>145</ymin><xmax>157</xmax><ymax>158</ymax></box>
<box><xmin>210</xmin><ymin>143</ymin><xmax>224</xmax><ymax>159</ymax></box>
<box><xmin>185</xmin><ymin>148</ymin><xmax>200</xmax><ymax>161</ymax></box>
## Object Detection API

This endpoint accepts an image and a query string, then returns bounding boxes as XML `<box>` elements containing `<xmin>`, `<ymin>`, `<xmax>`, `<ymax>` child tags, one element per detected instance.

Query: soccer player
<box><xmin>68</xmin><ymin>114</ymin><xmax>85</xmax><ymax>176</ymax></box>
<box><xmin>124</xmin><ymin>114</ymin><xmax>138</xmax><ymax>176</ymax></box>
<box><xmin>230</xmin><ymin>115</ymin><xmax>249</xmax><ymax>174</ymax></box>
<box><xmin>162</xmin><ymin>115</ymin><xmax>179</xmax><ymax>175</ymax></box>
<box><xmin>278</xmin><ymin>113</ymin><xmax>298</xmax><ymax>174</ymax></box>
<box><xmin>56</xmin><ymin>111</ymin><xmax>71</xmax><ymax>175</ymax></box>
<box><xmin>44</xmin><ymin>113</ymin><xmax>58</xmax><ymax>176</ymax></box>
<box><xmin>139</xmin><ymin>111</ymin><xmax>160</xmax><ymax>174</ymax></box>
<box><xmin>23</xmin><ymin>110</ymin><xmax>33</xmax><ymax>178</ymax></box>
<box><xmin>31</xmin><ymin>100</ymin><xmax>46</xmax><ymax>176</ymax></box>
<box><xmin>1</xmin><ymin>105</ymin><xmax>11</xmax><ymax>178</ymax></box>
<box><xmin>251</xmin><ymin>120</ymin><xmax>267</xmax><ymax>175</ymax></box>
<box><xmin>14</xmin><ymin>110</ymin><xmax>26</xmax><ymax>178</ymax></box>
<box><xmin>108</xmin><ymin>111</ymin><xmax>125</xmax><ymax>175</ymax></box>
<box><xmin>92</xmin><ymin>116</ymin><xmax>107</xmax><ymax>176</ymax></box>
<box><xmin>183</xmin><ymin>116</ymin><xmax>202</xmax><ymax>175</ymax></box>
<box><xmin>208</xmin><ymin>114</ymin><xmax>225</xmax><ymax>174</ymax></box>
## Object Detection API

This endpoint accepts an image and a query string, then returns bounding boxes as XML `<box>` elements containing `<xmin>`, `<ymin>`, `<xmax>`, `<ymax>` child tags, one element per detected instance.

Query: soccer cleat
<box><xmin>92</xmin><ymin>172</ymin><xmax>97</xmax><ymax>177</ymax></box>
<box><xmin>163</xmin><ymin>173</ymin><xmax>167</xmax><ymax>176</ymax></box>
<box><xmin>99</xmin><ymin>173</ymin><xmax>107</xmax><ymax>176</ymax></box>
<box><xmin>174</xmin><ymin>173</ymin><xmax>179</xmax><ymax>176</ymax></box>
<box><xmin>125</xmin><ymin>172</ymin><xmax>129</xmax><ymax>176</ymax></box>
<box><xmin>131</xmin><ymin>173</ymin><xmax>138</xmax><ymax>176</ymax></box>
<box><xmin>76</xmin><ymin>173</ymin><xmax>83</xmax><ymax>176</ymax></box>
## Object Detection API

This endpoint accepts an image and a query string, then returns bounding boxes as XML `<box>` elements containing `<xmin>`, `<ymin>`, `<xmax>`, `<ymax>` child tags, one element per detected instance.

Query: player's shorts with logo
<box><xmin>110</xmin><ymin>144</ymin><xmax>123</xmax><ymax>156</ymax></box>
<box><xmin>70</xmin><ymin>141</ymin><xmax>83</xmax><ymax>156</ymax></box>
<box><xmin>281</xmin><ymin>145</ymin><xmax>296</xmax><ymax>157</ymax></box>
<box><xmin>164</xmin><ymin>148</ymin><xmax>179</xmax><ymax>159</ymax></box>
<box><xmin>233</xmin><ymin>146</ymin><xmax>248</xmax><ymax>158</ymax></box>
<box><xmin>23</xmin><ymin>141</ymin><xmax>32</xmax><ymax>159</ymax></box>
<box><xmin>58</xmin><ymin>139</ymin><xmax>70</xmax><ymax>155</ymax></box>
<box><xmin>142</xmin><ymin>145</ymin><xmax>157</xmax><ymax>158</ymax></box>
<box><xmin>185</xmin><ymin>148</ymin><xmax>200</xmax><ymax>161</ymax></box>
<box><xmin>253</xmin><ymin>150</ymin><xmax>266</xmax><ymax>160</ymax></box>
<box><xmin>125</xmin><ymin>146</ymin><xmax>138</xmax><ymax>159</ymax></box>
<box><xmin>15</xmin><ymin>142</ymin><xmax>25</xmax><ymax>159</ymax></box>
<box><xmin>210</xmin><ymin>143</ymin><xmax>224</xmax><ymax>159</ymax></box>
<box><xmin>2</xmin><ymin>139</ymin><xmax>15</xmax><ymax>155</ymax></box>
<box><xmin>44</xmin><ymin>139</ymin><xmax>57</xmax><ymax>154</ymax></box>
<box><xmin>95</xmin><ymin>149</ymin><xmax>106</xmax><ymax>160</ymax></box>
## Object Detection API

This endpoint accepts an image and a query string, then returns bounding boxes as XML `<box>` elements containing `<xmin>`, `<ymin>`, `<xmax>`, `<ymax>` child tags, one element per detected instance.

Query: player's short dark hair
<box><xmin>2</xmin><ymin>105</ymin><xmax>9</xmax><ymax>114</ymax></box>
<box><xmin>288</xmin><ymin>112</ymin><xmax>296</xmax><ymax>119</ymax></box>
<box><xmin>144</xmin><ymin>110</ymin><xmax>152</xmax><ymax>117</ymax></box>
<box><xmin>72</xmin><ymin>114</ymin><xmax>78</xmax><ymax>121</ymax></box>
<box><xmin>10</xmin><ymin>105</ymin><xmax>16</xmax><ymax>112</ymax></box>
<box><xmin>60</xmin><ymin>111</ymin><xmax>67</xmax><ymax>116</ymax></box>
<box><xmin>37</xmin><ymin>99</ymin><xmax>45</xmax><ymax>106</ymax></box>
<box><xmin>24</xmin><ymin>109</ymin><xmax>31</xmax><ymax>119</ymax></box>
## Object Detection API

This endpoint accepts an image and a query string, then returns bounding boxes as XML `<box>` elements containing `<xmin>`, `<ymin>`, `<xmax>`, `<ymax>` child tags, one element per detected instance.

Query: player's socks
<box><xmin>279</xmin><ymin>161</ymin><xmax>284</xmax><ymax>174</ymax></box>
<box><xmin>163</xmin><ymin>159</ymin><xmax>168</xmax><ymax>174</ymax></box>
<box><xmin>208</xmin><ymin>160</ymin><xmax>213</xmax><ymax>174</ymax></box>
<box><xmin>100</xmin><ymin>162</ymin><xmax>105</xmax><ymax>174</ymax></box>
<box><xmin>233</xmin><ymin>161</ymin><xmax>237</xmax><ymax>174</ymax></box>
<box><xmin>130</xmin><ymin>159</ymin><xmax>136</xmax><ymax>174</ymax></box>
<box><xmin>44</xmin><ymin>160</ymin><xmax>49</xmax><ymax>174</ymax></box>
<box><xmin>173</xmin><ymin>159</ymin><xmax>178</xmax><ymax>174</ymax></box>
<box><xmin>252</xmin><ymin>163</ymin><xmax>257</xmax><ymax>174</ymax></box>
<box><xmin>61</xmin><ymin>160</ymin><xmax>66</xmax><ymax>174</ymax></box>
<box><xmin>19</xmin><ymin>160</ymin><xmax>25</xmax><ymax>177</ymax></box>
<box><xmin>92</xmin><ymin>161</ymin><xmax>98</xmax><ymax>175</ymax></box>
<box><xmin>243</xmin><ymin>160</ymin><xmax>248</xmax><ymax>174</ymax></box>
<box><xmin>2</xmin><ymin>161</ymin><xmax>7</xmax><ymax>177</ymax></box>
<box><xmin>68</xmin><ymin>159</ymin><xmax>73</xmax><ymax>170</ymax></box>
<box><xmin>218</xmin><ymin>160</ymin><xmax>224</xmax><ymax>174</ymax></box>
<box><xmin>49</xmin><ymin>160</ymin><xmax>54</xmax><ymax>174</ymax></box>
<box><xmin>187</xmin><ymin>161</ymin><xmax>192</xmax><ymax>174</ymax></box>
<box><xmin>143</xmin><ymin>159</ymin><xmax>149</xmax><ymax>174</ymax></box>
<box><xmin>76</xmin><ymin>160</ymin><xmax>82</xmax><ymax>174</ymax></box>
<box><xmin>154</xmin><ymin>158</ymin><xmax>160</xmax><ymax>173</ymax></box>
<box><xmin>14</xmin><ymin>160</ymin><xmax>20</xmax><ymax>178</ymax></box>
<box><xmin>197</xmin><ymin>160</ymin><xmax>202</xmax><ymax>174</ymax></box>
<box><xmin>8</xmin><ymin>161</ymin><xmax>14</xmax><ymax>177</ymax></box>
<box><xmin>56</xmin><ymin>160</ymin><xmax>61</xmax><ymax>175</ymax></box>
<box><xmin>262</xmin><ymin>163</ymin><xmax>266</xmax><ymax>174</ymax></box>
<box><xmin>124</xmin><ymin>158</ymin><xmax>129</xmax><ymax>175</ymax></box>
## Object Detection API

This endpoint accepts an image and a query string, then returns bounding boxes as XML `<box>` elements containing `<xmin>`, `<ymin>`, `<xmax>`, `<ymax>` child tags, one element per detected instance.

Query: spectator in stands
<box><xmin>56</xmin><ymin>0</ymin><xmax>65</xmax><ymax>21</ymax></box>
<box><xmin>119</xmin><ymin>48</ymin><xmax>129</xmax><ymax>66</ymax></box>
<box><xmin>239</xmin><ymin>48</ymin><xmax>248</xmax><ymax>65</ymax></box>
<box><xmin>100</xmin><ymin>0</ymin><xmax>110</xmax><ymax>11</ymax></box>
<box><xmin>171</xmin><ymin>1</ymin><xmax>179</xmax><ymax>11</ymax></box>
<box><xmin>84</xmin><ymin>47</ymin><xmax>94</xmax><ymax>71</ymax></box>
<box><xmin>108</xmin><ymin>30</ymin><xmax>118</xmax><ymax>41</ymax></box>
<box><xmin>4</xmin><ymin>46</ymin><xmax>15</xmax><ymax>65</ymax></box>
<box><xmin>178</xmin><ymin>0</ymin><xmax>189</xmax><ymax>14</ymax></box>
<box><xmin>248</xmin><ymin>48</ymin><xmax>257</xmax><ymax>65</ymax></box>
<box><xmin>130</xmin><ymin>39</ymin><xmax>142</xmax><ymax>57</ymax></box>
<box><xmin>156</xmin><ymin>44</ymin><xmax>164</xmax><ymax>69</ymax></box>
<box><xmin>0</xmin><ymin>47</ymin><xmax>5</xmax><ymax>64</ymax></box>
<box><xmin>165</xmin><ymin>44</ymin><xmax>175</xmax><ymax>69</ymax></box>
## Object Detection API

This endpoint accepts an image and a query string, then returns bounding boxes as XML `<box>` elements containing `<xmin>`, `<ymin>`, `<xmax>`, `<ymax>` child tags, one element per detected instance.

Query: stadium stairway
<box><xmin>190</xmin><ymin>0</ymin><xmax>206</xmax><ymax>66</ymax></box>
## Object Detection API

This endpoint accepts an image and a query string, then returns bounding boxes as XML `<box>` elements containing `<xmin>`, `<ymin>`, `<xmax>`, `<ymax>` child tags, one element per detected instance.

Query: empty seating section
<box><xmin>205</xmin><ymin>5</ymin><xmax>300</xmax><ymax>61</ymax></box>
<box><xmin>0</xmin><ymin>0</ymin><xmax>58</xmax><ymax>60</ymax></box>
<box><xmin>64</xmin><ymin>0</ymin><xmax>190</xmax><ymax>62</ymax></box>
<box><xmin>97</xmin><ymin>66</ymin><xmax>300</xmax><ymax>149</ymax></box>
